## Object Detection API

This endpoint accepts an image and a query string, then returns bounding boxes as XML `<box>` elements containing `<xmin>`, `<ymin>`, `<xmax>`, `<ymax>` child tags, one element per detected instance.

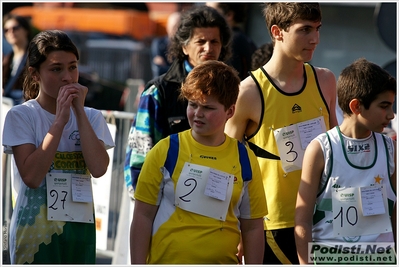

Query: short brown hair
<box><xmin>179</xmin><ymin>60</ymin><xmax>240</xmax><ymax>110</ymax></box>
<box><xmin>263</xmin><ymin>3</ymin><xmax>321</xmax><ymax>43</ymax></box>
<box><xmin>337</xmin><ymin>58</ymin><xmax>396</xmax><ymax>115</ymax></box>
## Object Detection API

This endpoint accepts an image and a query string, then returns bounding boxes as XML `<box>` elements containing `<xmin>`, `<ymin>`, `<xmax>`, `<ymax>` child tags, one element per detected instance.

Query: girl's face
<box><xmin>34</xmin><ymin>51</ymin><xmax>79</xmax><ymax>100</ymax></box>
<box><xmin>187</xmin><ymin>94</ymin><xmax>234</xmax><ymax>146</ymax></box>
<box><xmin>4</xmin><ymin>18</ymin><xmax>28</xmax><ymax>46</ymax></box>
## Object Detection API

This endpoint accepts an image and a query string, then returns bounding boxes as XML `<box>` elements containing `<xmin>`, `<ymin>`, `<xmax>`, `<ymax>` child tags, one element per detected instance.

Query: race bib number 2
<box><xmin>175</xmin><ymin>163</ymin><xmax>234</xmax><ymax>221</ymax></box>
<box><xmin>46</xmin><ymin>173</ymin><xmax>94</xmax><ymax>223</ymax></box>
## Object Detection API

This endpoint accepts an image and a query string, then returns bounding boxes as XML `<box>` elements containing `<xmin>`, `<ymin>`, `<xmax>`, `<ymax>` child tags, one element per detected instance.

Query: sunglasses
<box><xmin>4</xmin><ymin>25</ymin><xmax>21</xmax><ymax>34</ymax></box>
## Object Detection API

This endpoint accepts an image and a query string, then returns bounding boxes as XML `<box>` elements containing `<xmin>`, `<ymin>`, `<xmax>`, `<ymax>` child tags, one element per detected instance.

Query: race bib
<box><xmin>175</xmin><ymin>162</ymin><xmax>234</xmax><ymax>221</ymax></box>
<box><xmin>274</xmin><ymin>116</ymin><xmax>326</xmax><ymax>173</ymax></box>
<box><xmin>332</xmin><ymin>185</ymin><xmax>392</xmax><ymax>237</ymax></box>
<box><xmin>46</xmin><ymin>173</ymin><xmax>94</xmax><ymax>223</ymax></box>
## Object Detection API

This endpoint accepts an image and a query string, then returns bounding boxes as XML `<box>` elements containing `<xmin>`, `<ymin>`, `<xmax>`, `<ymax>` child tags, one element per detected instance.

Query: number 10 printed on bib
<box><xmin>332</xmin><ymin>185</ymin><xmax>392</xmax><ymax>237</ymax></box>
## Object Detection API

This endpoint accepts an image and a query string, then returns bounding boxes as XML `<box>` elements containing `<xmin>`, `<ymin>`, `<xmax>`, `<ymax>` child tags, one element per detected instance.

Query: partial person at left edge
<box><xmin>2</xmin><ymin>14</ymin><xmax>33</xmax><ymax>105</ymax></box>
<box><xmin>2</xmin><ymin>29</ymin><xmax>115</xmax><ymax>264</ymax></box>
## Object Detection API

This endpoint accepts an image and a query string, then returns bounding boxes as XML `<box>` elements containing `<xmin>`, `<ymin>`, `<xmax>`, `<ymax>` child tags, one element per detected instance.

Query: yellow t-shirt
<box><xmin>135</xmin><ymin>129</ymin><xmax>267</xmax><ymax>264</ymax></box>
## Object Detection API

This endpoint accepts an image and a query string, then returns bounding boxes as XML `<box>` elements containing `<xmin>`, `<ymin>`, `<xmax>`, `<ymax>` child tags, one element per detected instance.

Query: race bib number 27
<box><xmin>46</xmin><ymin>173</ymin><xmax>94</xmax><ymax>223</ymax></box>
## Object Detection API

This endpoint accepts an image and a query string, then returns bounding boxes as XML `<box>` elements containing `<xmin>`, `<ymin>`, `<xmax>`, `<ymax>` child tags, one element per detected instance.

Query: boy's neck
<box><xmin>264</xmin><ymin>56</ymin><xmax>305</xmax><ymax>93</ymax></box>
<box><xmin>339</xmin><ymin>120</ymin><xmax>372</xmax><ymax>139</ymax></box>
<box><xmin>191</xmin><ymin>130</ymin><xmax>226</xmax><ymax>147</ymax></box>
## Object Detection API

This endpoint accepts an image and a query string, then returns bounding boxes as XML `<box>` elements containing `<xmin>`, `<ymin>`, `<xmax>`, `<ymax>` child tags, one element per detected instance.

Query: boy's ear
<box><xmin>271</xmin><ymin>25</ymin><xmax>283</xmax><ymax>41</ymax></box>
<box><xmin>349</xmin><ymin>99</ymin><xmax>361</xmax><ymax>114</ymax></box>
<box><xmin>226</xmin><ymin>104</ymin><xmax>235</xmax><ymax>120</ymax></box>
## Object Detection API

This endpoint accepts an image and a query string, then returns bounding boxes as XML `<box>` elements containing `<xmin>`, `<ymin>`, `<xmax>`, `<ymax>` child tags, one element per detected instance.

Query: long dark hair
<box><xmin>168</xmin><ymin>5</ymin><xmax>231</xmax><ymax>63</ymax></box>
<box><xmin>23</xmin><ymin>30</ymin><xmax>79</xmax><ymax>100</ymax></box>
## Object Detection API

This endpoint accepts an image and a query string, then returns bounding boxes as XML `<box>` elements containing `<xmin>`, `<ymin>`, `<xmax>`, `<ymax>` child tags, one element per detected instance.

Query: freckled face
<box><xmin>182</xmin><ymin>27</ymin><xmax>222</xmax><ymax>67</ymax></box>
<box><xmin>187</xmin><ymin>94</ymin><xmax>234</xmax><ymax>146</ymax></box>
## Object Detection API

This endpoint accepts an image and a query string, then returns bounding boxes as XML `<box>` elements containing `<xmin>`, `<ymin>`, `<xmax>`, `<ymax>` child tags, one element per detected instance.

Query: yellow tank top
<box><xmin>248</xmin><ymin>63</ymin><xmax>330</xmax><ymax>230</ymax></box>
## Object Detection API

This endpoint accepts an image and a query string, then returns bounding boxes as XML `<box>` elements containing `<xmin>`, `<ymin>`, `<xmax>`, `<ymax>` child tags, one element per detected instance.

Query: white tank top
<box><xmin>312</xmin><ymin>126</ymin><xmax>396</xmax><ymax>243</ymax></box>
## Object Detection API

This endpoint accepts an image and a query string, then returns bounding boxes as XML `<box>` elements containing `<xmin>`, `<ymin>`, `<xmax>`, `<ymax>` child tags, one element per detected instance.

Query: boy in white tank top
<box><xmin>295</xmin><ymin>58</ymin><xmax>396</xmax><ymax>264</ymax></box>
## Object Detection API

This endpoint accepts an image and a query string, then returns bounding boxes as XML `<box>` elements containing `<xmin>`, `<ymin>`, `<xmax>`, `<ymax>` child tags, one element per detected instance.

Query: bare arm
<box><xmin>70</xmin><ymin>83</ymin><xmax>109</xmax><ymax>177</ymax></box>
<box><xmin>225</xmin><ymin>77</ymin><xmax>261</xmax><ymax>141</ymax></box>
<box><xmin>13</xmin><ymin>123</ymin><xmax>65</xmax><ymax>188</ymax></box>
<box><xmin>13</xmin><ymin>83</ymin><xmax>109</xmax><ymax>188</ymax></box>
<box><xmin>236</xmin><ymin>235</ymin><xmax>244</xmax><ymax>264</ymax></box>
<box><xmin>295</xmin><ymin>139</ymin><xmax>324</xmax><ymax>264</ymax></box>
<box><xmin>12</xmin><ymin>85</ymin><xmax>76</xmax><ymax>188</ymax></box>
<box><xmin>316</xmin><ymin>67</ymin><xmax>338</xmax><ymax>128</ymax></box>
<box><xmin>130</xmin><ymin>200</ymin><xmax>158</xmax><ymax>264</ymax></box>
<box><xmin>240</xmin><ymin>217</ymin><xmax>265</xmax><ymax>264</ymax></box>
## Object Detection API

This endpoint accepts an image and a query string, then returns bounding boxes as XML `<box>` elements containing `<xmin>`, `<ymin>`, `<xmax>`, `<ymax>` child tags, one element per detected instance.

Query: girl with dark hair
<box><xmin>2</xmin><ymin>30</ymin><xmax>115</xmax><ymax>264</ymax></box>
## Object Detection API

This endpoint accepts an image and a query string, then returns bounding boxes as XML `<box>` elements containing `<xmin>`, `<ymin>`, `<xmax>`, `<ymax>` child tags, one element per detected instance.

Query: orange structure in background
<box><xmin>11</xmin><ymin>6</ymin><xmax>154</xmax><ymax>40</ymax></box>
<box><xmin>146</xmin><ymin>2</ymin><xmax>180</xmax><ymax>36</ymax></box>
<box><xmin>10</xmin><ymin>3</ymin><xmax>188</xmax><ymax>40</ymax></box>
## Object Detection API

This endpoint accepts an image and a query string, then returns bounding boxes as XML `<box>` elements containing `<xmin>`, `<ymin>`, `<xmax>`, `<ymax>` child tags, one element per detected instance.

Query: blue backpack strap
<box><xmin>165</xmin><ymin>133</ymin><xmax>179</xmax><ymax>175</ymax></box>
<box><xmin>165</xmin><ymin>135</ymin><xmax>251</xmax><ymax>181</ymax></box>
<box><xmin>237</xmin><ymin>141</ymin><xmax>252</xmax><ymax>181</ymax></box>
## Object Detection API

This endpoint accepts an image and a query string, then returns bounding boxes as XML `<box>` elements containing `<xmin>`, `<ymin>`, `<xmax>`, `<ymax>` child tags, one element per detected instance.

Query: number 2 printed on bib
<box><xmin>175</xmin><ymin>162</ymin><xmax>234</xmax><ymax>221</ymax></box>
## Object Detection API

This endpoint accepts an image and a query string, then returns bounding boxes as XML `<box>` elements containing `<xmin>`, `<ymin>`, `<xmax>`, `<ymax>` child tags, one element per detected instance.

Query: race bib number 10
<box><xmin>46</xmin><ymin>173</ymin><xmax>94</xmax><ymax>223</ymax></box>
<box><xmin>332</xmin><ymin>185</ymin><xmax>392</xmax><ymax>237</ymax></box>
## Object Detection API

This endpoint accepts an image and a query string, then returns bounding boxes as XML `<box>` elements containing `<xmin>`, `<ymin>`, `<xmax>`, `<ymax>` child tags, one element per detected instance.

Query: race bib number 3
<box><xmin>274</xmin><ymin>116</ymin><xmax>326</xmax><ymax>173</ymax></box>
<box><xmin>46</xmin><ymin>173</ymin><xmax>94</xmax><ymax>223</ymax></box>
<box><xmin>331</xmin><ymin>185</ymin><xmax>392</xmax><ymax>237</ymax></box>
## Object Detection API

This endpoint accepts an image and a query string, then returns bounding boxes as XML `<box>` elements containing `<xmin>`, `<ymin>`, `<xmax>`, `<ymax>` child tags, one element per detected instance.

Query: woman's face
<box><xmin>4</xmin><ymin>18</ymin><xmax>28</xmax><ymax>46</ymax></box>
<box><xmin>182</xmin><ymin>27</ymin><xmax>222</xmax><ymax>67</ymax></box>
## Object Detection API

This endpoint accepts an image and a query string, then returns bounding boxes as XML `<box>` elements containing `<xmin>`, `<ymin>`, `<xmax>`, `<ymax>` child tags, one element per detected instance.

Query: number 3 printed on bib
<box><xmin>274</xmin><ymin>116</ymin><xmax>326</xmax><ymax>173</ymax></box>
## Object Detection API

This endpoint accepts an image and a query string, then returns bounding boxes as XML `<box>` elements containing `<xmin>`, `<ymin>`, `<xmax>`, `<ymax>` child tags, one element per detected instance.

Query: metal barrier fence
<box><xmin>1</xmin><ymin>99</ymin><xmax>136</xmax><ymax>264</ymax></box>
<box><xmin>96</xmin><ymin>110</ymin><xmax>135</xmax><ymax>263</ymax></box>
<box><xmin>81</xmin><ymin>38</ymin><xmax>152</xmax><ymax>85</ymax></box>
